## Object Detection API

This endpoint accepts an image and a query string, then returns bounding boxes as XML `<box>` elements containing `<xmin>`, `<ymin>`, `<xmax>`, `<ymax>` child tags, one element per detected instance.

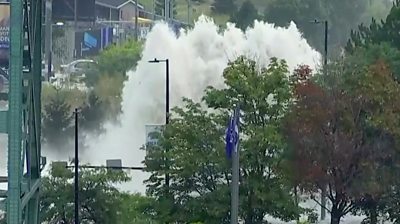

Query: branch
<box><xmin>310</xmin><ymin>194</ymin><xmax>332</xmax><ymax>213</ymax></box>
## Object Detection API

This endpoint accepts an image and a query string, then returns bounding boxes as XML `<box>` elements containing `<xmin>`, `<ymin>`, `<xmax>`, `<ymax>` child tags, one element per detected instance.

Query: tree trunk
<box><xmin>369</xmin><ymin>207</ymin><xmax>378</xmax><ymax>224</ymax></box>
<box><xmin>330</xmin><ymin>207</ymin><xmax>342</xmax><ymax>224</ymax></box>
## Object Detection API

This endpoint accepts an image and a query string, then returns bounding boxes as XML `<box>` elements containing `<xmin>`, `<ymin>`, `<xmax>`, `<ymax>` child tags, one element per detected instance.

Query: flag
<box><xmin>225</xmin><ymin>107</ymin><xmax>239</xmax><ymax>158</ymax></box>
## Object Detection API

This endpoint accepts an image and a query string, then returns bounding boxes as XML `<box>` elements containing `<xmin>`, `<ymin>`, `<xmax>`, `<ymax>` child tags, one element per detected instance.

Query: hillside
<box><xmin>139</xmin><ymin>0</ymin><xmax>267</xmax><ymax>25</ymax></box>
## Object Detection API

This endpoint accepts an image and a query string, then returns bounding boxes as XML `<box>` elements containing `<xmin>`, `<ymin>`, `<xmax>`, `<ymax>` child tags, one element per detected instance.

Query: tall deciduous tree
<box><xmin>285</xmin><ymin>60</ymin><xmax>400</xmax><ymax>224</ymax></box>
<box><xmin>145</xmin><ymin>57</ymin><xmax>300</xmax><ymax>223</ymax></box>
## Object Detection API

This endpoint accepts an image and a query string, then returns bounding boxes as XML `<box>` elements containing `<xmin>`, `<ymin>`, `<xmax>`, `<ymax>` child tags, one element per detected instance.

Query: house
<box><xmin>95</xmin><ymin>0</ymin><xmax>145</xmax><ymax>21</ymax></box>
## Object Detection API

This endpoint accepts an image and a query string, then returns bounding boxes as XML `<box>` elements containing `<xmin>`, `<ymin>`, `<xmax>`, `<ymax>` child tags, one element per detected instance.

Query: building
<box><xmin>95</xmin><ymin>0</ymin><xmax>145</xmax><ymax>21</ymax></box>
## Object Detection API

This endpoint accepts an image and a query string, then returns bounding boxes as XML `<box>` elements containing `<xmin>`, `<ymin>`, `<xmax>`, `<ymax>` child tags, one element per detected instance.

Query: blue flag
<box><xmin>225</xmin><ymin>107</ymin><xmax>239</xmax><ymax>158</ymax></box>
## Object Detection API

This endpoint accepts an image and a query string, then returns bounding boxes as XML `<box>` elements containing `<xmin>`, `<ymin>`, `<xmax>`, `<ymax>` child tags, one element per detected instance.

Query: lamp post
<box><xmin>73</xmin><ymin>108</ymin><xmax>80</xmax><ymax>224</ymax></box>
<box><xmin>310</xmin><ymin>19</ymin><xmax>328</xmax><ymax>221</ymax></box>
<box><xmin>310</xmin><ymin>19</ymin><xmax>328</xmax><ymax>75</ymax></box>
<box><xmin>148</xmin><ymin>58</ymin><xmax>170</xmax><ymax>190</ymax></box>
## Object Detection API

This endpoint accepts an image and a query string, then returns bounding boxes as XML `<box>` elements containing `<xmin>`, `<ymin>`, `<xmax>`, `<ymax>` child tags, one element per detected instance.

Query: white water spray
<box><xmin>84</xmin><ymin>16</ymin><xmax>320</xmax><ymax>194</ymax></box>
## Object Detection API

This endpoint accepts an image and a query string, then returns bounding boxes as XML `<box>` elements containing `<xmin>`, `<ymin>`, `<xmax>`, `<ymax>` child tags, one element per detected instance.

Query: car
<box><xmin>60</xmin><ymin>59</ymin><xmax>97</xmax><ymax>77</ymax></box>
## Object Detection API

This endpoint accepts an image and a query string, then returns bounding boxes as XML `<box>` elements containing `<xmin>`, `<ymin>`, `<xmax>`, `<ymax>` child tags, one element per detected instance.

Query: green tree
<box><xmin>97</xmin><ymin>39</ymin><xmax>142</xmax><ymax>76</ymax></box>
<box><xmin>93</xmin><ymin>73</ymin><xmax>125</xmax><ymax>120</ymax></box>
<box><xmin>211</xmin><ymin>0</ymin><xmax>236</xmax><ymax>15</ymax></box>
<box><xmin>346</xmin><ymin>0</ymin><xmax>400</xmax><ymax>53</ymax></box>
<box><xmin>40</xmin><ymin>162</ymin><xmax>132</xmax><ymax>223</ymax></box>
<box><xmin>145</xmin><ymin>57</ymin><xmax>300</xmax><ymax>223</ymax></box>
<box><xmin>80</xmin><ymin>92</ymin><xmax>106</xmax><ymax>134</ymax></box>
<box><xmin>230</xmin><ymin>0</ymin><xmax>259</xmax><ymax>31</ymax></box>
<box><xmin>42</xmin><ymin>92</ymin><xmax>73</xmax><ymax>149</ymax></box>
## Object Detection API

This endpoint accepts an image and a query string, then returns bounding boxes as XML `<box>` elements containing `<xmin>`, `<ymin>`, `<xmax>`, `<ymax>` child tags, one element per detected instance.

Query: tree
<box><xmin>117</xmin><ymin>193</ymin><xmax>160</xmax><ymax>224</ymax></box>
<box><xmin>80</xmin><ymin>92</ymin><xmax>106</xmax><ymax>134</ymax></box>
<box><xmin>211</xmin><ymin>0</ymin><xmax>236</xmax><ymax>15</ymax></box>
<box><xmin>230</xmin><ymin>0</ymin><xmax>259</xmax><ymax>31</ymax></box>
<box><xmin>145</xmin><ymin>57</ymin><xmax>300</xmax><ymax>223</ymax></box>
<box><xmin>97</xmin><ymin>39</ymin><xmax>142</xmax><ymax>76</ymax></box>
<box><xmin>285</xmin><ymin>60</ymin><xmax>400</xmax><ymax>224</ymax></box>
<box><xmin>42</xmin><ymin>91</ymin><xmax>73</xmax><ymax>150</ymax></box>
<box><xmin>346</xmin><ymin>0</ymin><xmax>400</xmax><ymax>53</ymax></box>
<box><xmin>40</xmin><ymin>162</ymin><xmax>132</xmax><ymax>223</ymax></box>
<box><xmin>93</xmin><ymin>73</ymin><xmax>125</xmax><ymax>121</ymax></box>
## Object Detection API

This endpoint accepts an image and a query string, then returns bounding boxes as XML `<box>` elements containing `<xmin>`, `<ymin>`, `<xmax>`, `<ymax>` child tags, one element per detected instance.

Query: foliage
<box><xmin>93</xmin><ymin>73</ymin><xmax>125</xmax><ymax>120</ymax></box>
<box><xmin>230</xmin><ymin>0</ymin><xmax>259</xmax><ymax>31</ymax></box>
<box><xmin>211</xmin><ymin>0</ymin><xmax>236</xmax><ymax>15</ymax></box>
<box><xmin>40</xmin><ymin>162</ymin><xmax>132</xmax><ymax>224</ymax></box>
<box><xmin>96</xmin><ymin>39</ymin><xmax>142</xmax><ymax>76</ymax></box>
<box><xmin>80</xmin><ymin>92</ymin><xmax>106</xmax><ymax>134</ymax></box>
<box><xmin>42</xmin><ymin>91</ymin><xmax>74</xmax><ymax>150</ymax></box>
<box><xmin>285</xmin><ymin>60</ymin><xmax>400</xmax><ymax>224</ymax></box>
<box><xmin>145</xmin><ymin>56</ymin><xmax>300</xmax><ymax>223</ymax></box>
<box><xmin>344</xmin><ymin>43</ymin><xmax>400</xmax><ymax>80</ymax></box>
<box><xmin>346</xmin><ymin>0</ymin><xmax>400</xmax><ymax>53</ymax></box>
<box><xmin>117</xmin><ymin>193</ymin><xmax>160</xmax><ymax>224</ymax></box>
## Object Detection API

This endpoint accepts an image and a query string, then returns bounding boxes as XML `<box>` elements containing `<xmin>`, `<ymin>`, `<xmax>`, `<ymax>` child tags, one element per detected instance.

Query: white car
<box><xmin>60</xmin><ymin>59</ymin><xmax>97</xmax><ymax>76</ymax></box>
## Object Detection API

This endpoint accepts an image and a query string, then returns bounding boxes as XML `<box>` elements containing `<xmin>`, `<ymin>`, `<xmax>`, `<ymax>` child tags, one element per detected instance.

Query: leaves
<box><xmin>40</xmin><ymin>162</ymin><xmax>133</xmax><ymax>224</ymax></box>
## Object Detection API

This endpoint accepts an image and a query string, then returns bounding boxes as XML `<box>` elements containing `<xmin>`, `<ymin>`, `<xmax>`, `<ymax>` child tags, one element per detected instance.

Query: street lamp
<box><xmin>73</xmin><ymin>108</ymin><xmax>80</xmax><ymax>224</ymax></box>
<box><xmin>310</xmin><ymin>19</ymin><xmax>328</xmax><ymax>75</ymax></box>
<box><xmin>148</xmin><ymin>58</ymin><xmax>170</xmax><ymax>191</ymax></box>
<box><xmin>310</xmin><ymin>19</ymin><xmax>328</xmax><ymax>221</ymax></box>
<box><xmin>148</xmin><ymin>58</ymin><xmax>170</xmax><ymax>125</ymax></box>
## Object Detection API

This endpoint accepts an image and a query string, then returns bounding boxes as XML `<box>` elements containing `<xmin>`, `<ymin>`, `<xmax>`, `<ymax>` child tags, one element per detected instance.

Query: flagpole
<box><xmin>231</xmin><ymin>106</ymin><xmax>240</xmax><ymax>224</ymax></box>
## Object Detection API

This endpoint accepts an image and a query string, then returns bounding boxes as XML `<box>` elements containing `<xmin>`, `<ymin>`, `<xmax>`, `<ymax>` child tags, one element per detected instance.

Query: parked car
<box><xmin>60</xmin><ymin>59</ymin><xmax>97</xmax><ymax>77</ymax></box>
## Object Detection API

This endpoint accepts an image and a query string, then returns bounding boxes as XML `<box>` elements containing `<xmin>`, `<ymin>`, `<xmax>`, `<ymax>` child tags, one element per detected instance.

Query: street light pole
<box><xmin>310</xmin><ymin>19</ymin><xmax>328</xmax><ymax>221</ymax></box>
<box><xmin>74</xmin><ymin>108</ymin><xmax>79</xmax><ymax>224</ymax></box>
<box><xmin>324</xmin><ymin>20</ymin><xmax>328</xmax><ymax>76</ymax></box>
<box><xmin>148</xmin><ymin>58</ymin><xmax>170</xmax><ymax>190</ymax></box>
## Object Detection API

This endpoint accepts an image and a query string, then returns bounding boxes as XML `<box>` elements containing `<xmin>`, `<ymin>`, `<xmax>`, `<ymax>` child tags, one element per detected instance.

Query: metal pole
<box><xmin>74</xmin><ymin>0</ymin><xmax>77</xmax><ymax>29</ymax></box>
<box><xmin>324</xmin><ymin>20</ymin><xmax>328</xmax><ymax>73</ymax></box>
<box><xmin>164</xmin><ymin>0</ymin><xmax>168</xmax><ymax>21</ymax></box>
<box><xmin>320</xmin><ymin>20</ymin><xmax>328</xmax><ymax>221</ymax></box>
<box><xmin>135</xmin><ymin>0</ymin><xmax>139</xmax><ymax>41</ymax></box>
<box><xmin>230</xmin><ymin>107</ymin><xmax>239</xmax><ymax>224</ymax></box>
<box><xmin>74</xmin><ymin>108</ymin><xmax>79</xmax><ymax>224</ymax></box>
<box><xmin>165</xmin><ymin>59</ymin><xmax>170</xmax><ymax>190</ymax></box>
<box><xmin>45</xmin><ymin>0</ymin><xmax>52</xmax><ymax>81</ymax></box>
<box><xmin>187</xmin><ymin>0</ymin><xmax>191</xmax><ymax>25</ymax></box>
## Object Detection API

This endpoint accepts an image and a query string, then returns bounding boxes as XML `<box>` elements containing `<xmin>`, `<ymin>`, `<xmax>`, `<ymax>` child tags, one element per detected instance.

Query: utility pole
<box><xmin>74</xmin><ymin>0</ymin><xmax>77</xmax><ymax>29</ymax></box>
<box><xmin>74</xmin><ymin>108</ymin><xmax>80</xmax><ymax>224</ymax></box>
<box><xmin>74</xmin><ymin>0</ymin><xmax>77</xmax><ymax>58</ymax></box>
<box><xmin>135</xmin><ymin>0</ymin><xmax>139</xmax><ymax>41</ymax></box>
<box><xmin>309</xmin><ymin>19</ymin><xmax>328</xmax><ymax>221</ymax></box>
<box><xmin>164</xmin><ymin>0</ymin><xmax>169</xmax><ymax>21</ymax></box>
<box><xmin>45</xmin><ymin>0</ymin><xmax>52</xmax><ymax>81</ymax></box>
<box><xmin>321</xmin><ymin>20</ymin><xmax>328</xmax><ymax>221</ymax></box>
<box><xmin>148</xmin><ymin>58</ymin><xmax>170</xmax><ymax>191</ymax></box>
<box><xmin>187</xmin><ymin>0</ymin><xmax>191</xmax><ymax>25</ymax></box>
